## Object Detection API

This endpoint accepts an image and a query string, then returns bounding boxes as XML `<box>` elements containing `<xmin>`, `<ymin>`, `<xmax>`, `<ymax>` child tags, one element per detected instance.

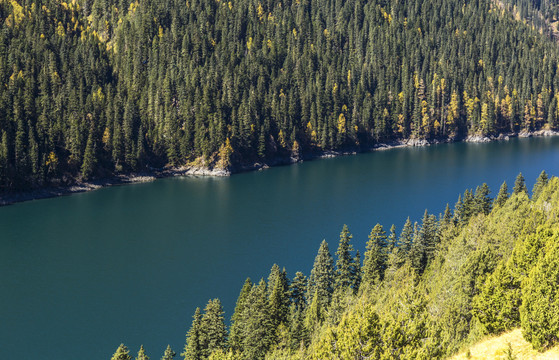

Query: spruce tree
<box><xmin>387</xmin><ymin>224</ymin><xmax>397</xmax><ymax>253</ymax></box>
<box><xmin>289</xmin><ymin>272</ymin><xmax>307</xmax><ymax>311</ymax></box>
<box><xmin>307</xmin><ymin>240</ymin><xmax>334</xmax><ymax>308</ymax></box>
<box><xmin>399</xmin><ymin>218</ymin><xmax>414</xmax><ymax>256</ymax></box>
<box><xmin>461</xmin><ymin>189</ymin><xmax>475</xmax><ymax>223</ymax></box>
<box><xmin>495</xmin><ymin>181</ymin><xmax>510</xmax><ymax>207</ymax></box>
<box><xmin>182</xmin><ymin>308</ymin><xmax>204</xmax><ymax>360</ymax></box>
<box><xmin>453</xmin><ymin>194</ymin><xmax>464</xmax><ymax>224</ymax></box>
<box><xmin>136</xmin><ymin>345</ymin><xmax>149</xmax><ymax>360</ymax></box>
<box><xmin>513</xmin><ymin>172</ymin><xmax>528</xmax><ymax>195</ymax></box>
<box><xmin>241</xmin><ymin>279</ymin><xmax>273</xmax><ymax>360</ymax></box>
<box><xmin>111</xmin><ymin>344</ymin><xmax>132</xmax><ymax>360</ymax></box>
<box><xmin>532</xmin><ymin>170</ymin><xmax>548</xmax><ymax>199</ymax></box>
<box><xmin>161</xmin><ymin>345</ymin><xmax>176</xmax><ymax>360</ymax></box>
<box><xmin>229</xmin><ymin>278</ymin><xmax>252</xmax><ymax>352</ymax></box>
<box><xmin>362</xmin><ymin>224</ymin><xmax>388</xmax><ymax>285</ymax></box>
<box><xmin>351</xmin><ymin>250</ymin><xmax>362</xmax><ymax>293</ymax></box>
<box><xmin>410</xmin><ymin>222</ymin><xmax>426</xmax><ymax>275</ymax></box>
<box><xmin>474</xmin><ymin>183</ymin><xmax>492</xmax><ymax>215</ymax></box>
<box><xmin>334</xmin><ymin>225</ymin><xmax>356</xmax><ymax>291</ymax></box>
<box><xmin>268</xmin><ymin>266</ymin><xmax>290</xmax><ymax>333</ymax></box>
<box><xmin>441</xmin><ymin>203</ymin><xmax>453</xmax><ymax>227</ymax></box>
<box><xmin>200</xmin><ymin>299</ymin><xmax>227</xmax><ymax>358</ymax></box>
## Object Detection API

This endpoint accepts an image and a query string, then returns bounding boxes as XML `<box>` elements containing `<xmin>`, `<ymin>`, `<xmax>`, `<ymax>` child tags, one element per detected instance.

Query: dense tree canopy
<box><xmin>2</xmin><ymin>0</ymin><xmax>559</xmax><ymax>191</ymax></box>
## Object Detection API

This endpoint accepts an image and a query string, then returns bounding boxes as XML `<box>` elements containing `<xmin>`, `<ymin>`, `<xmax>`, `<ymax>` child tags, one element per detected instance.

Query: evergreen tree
<box><xmin>161</xmin><ymin>345</ymin><xmax>176</xmax><ymax>360</ymax></box>
<box><xmin>495</xmin><ymin>181</ymin><xmax>510</xmax><ymax>207</ymax></box>
<box><xmin>229</xmin><ymin>278</ymin><xmax>252</xmax><ymax>352</ymax></box>
<box><xmin>399</xmin><ymin>218</ymin><xmax>414</xmax><ymax>256</ymax></box>
<box><xmin>513</xmin><ymin>172</ymin><xmax>528</xmax><ymax>195</ymax></box>
<box><xmin>307</xmin><ymin>240</ymin><xmax>334</xmax><ymax>308</ymax></box>
<box><xmin>200</xmin><ymin>299</ymin><xmax>227</xmax><ymax>358</ymax></box>
<box><xmin>387</xmin><ymin>224</ymin><xmax>398</xmax><ymax>253</ymax></box>
<box><xmin>453</xmin><ymin>194</ymin><xmax>464</xmax><ymax>224</ymax></box>
<box><xmin>111</xmin><ymin>344</ymin><xmax>132</xmax><ymax>360</ymax></box>
<box><xmin>362</xmin><ymin>224</ymin><xmax>388</xmax><ymax>285</ymax></box>
<box><xmin>410</xmin><ymin>222</ymin><xmax>426</xmax><ymax>275</ymax></box>
<box><xmin>419</xmin><ymin>210</ymin><xmax>439</xmax><ymax>265</ymax></box>
<box><xmin>532</xmin><ymin>170</ymin><xmax>548</xmax><ymax>199</ymax></box>
<box><xmin>334</xmin><ymin>225</ymin><xmax>357</xmax><ymax>291</ymax></box>
<box><xmin>136</xmin><ymin>345</ymin><xmax>149</xmax><ymax>360</ymax></box>
<box><xmin>289</xmin><ymin>272</ymin><xmax>307</xmax><ymax>312</ymax></box>
<box><xmin>268</xmin><ymin>265</ymin><xmax>290</xmax><ymax>334</ymax></box>
<box><xmin>240</xmin><ymin>279</ymin><xmax>273</xmax><ymax>360</ymax></box>
<box><xmin>182</xmin><ymin>308</ymin><xmax>204</xmax><ymax>360</ymax></box>
<box><xmin>474</xmin><ymin>183</ymin><xmax>492</xmax><ymax>215</ymax></box>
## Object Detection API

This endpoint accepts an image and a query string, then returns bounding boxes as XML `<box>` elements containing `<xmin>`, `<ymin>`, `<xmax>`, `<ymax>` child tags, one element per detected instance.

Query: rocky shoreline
<box><xmin>2</xmin><ymin>129</ymin><xmax>558</xmax><ymax>206</ymax></box>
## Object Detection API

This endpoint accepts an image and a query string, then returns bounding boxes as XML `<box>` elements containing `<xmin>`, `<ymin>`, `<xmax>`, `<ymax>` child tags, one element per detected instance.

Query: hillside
<box><xmin>3</xmin><ymin>0</ymin><xmax>559</xmax><ymax>190</ymax></box>
<box><xmin>450</xmin><ymin>329</ymin><xmax>559</xmax><ymax>360</ymax></box>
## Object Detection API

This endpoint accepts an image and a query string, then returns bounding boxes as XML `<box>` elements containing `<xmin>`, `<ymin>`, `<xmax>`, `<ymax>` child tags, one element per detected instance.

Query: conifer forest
<box><xmin>2</xmin><ymin>0</ymin><xmax>559</xmax><ymax>190</ymax></box>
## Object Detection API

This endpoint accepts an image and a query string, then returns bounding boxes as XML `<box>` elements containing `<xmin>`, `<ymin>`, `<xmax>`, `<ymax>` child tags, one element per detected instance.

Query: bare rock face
<box><xmin>184</xmin><ymin>167</ymin><xmax>230</xmax><ymax>176</ymax></box>
<box><xmin>405</xmin><ymin>138</ymin><xmax>430</xmax><ymax>147</ymax></box>
<box><xmin>465</xmin><ymin>134</ymin><xmax>492</xmax><ymax>143</ymax></box>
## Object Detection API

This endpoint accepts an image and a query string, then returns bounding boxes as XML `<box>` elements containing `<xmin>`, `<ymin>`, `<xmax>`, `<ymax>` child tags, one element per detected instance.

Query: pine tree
<box><xmin>182</xmin><ymin>308</ymin><xmax>204</xmax><ymax>360</ymax></box>
<box><xmin>136</xmin><ymin>345</ymin><xmax>149</xmax><ymax>360</ymax></box>
<box><xmin>268</xmin><ymin>265</ymin><xmax>290</xmax><ymax>334</ymax></box>
<box><xmin>111</xmin><ymin>344</ymin><xmax>132</xmax><ymax>360</ymax></box>
<box><xmin>532</xmin><ymin>170</ymin><xmax>548</xmax><ymax>199</ymax></box>
<box><xmin>161</xmin><ymin>345</ymin><xmax>176</xmax><ymax>360</ymax></box>
<box><xmin>200</xmin><ymin>299</ymin><xmax>227</xmax><ymax>358</ymax></box>
<box><xmin>453</xmin><ymin>194</ymin><xmax>464</xmax><ymax>224</ymax></box>
<box><xmin>399</xmin><ymin>218</ymin><xmax>414</xmax><ymax>256</ymax></box>
<box><xmin>334</xmin><ymin>225</ymin><xmax>356</xmax><ymax>291</ymax></box>
<box><xmin>441</xmin><ymin>204</ymin><xmax>453</xmax><ymax>227</ymax></box>
<box><xmin>495</xmin><ymin>181</ymin><xmax>510</xmax><ymax>207</ymax></box>
<box><xmin>241</xmin><ymin>279</ymin><xmax>273</xmax><ymax>360</ymax></box>
<box><xmin>419</xmin><ymin>210</ymin><xmax>439</xmax><ymax>264</ymax></box>
<box><xmin>362</xmin><ymin>224</ymin><xmax>388</xmax><ymax>285</ymax></box>
<box><xmin>229</xmin><ymin>278</ymin><xmax>252</xmax><ymax>352</ymax></box>
<box><xmin>289</xmin><ymin>272</ymin><xmax>307</xmax><ymax>311</ymax></box>
<box><xmin>351</xmin><ymin>251</ymin><xmax>362</xmax><ymax>293</ymax></box>
<box><xmin>81</xmin><ymin>130</ymin><xmax>96</xmax><ymax>180</ymax></box>
<box><xmin>513</xmin><ymin>172</ymin><xmax>527</xmax><ymax>195</ymax></box>
<box><xmin>307</xmin><ymin>240</ymin><xmax>334</xmax><ymax>308</ymax></box>
<box><xmin>410</xmin><ymin>222</ymin><xmax>426</xmax><ymax>275</ymax></box>
<box><xmin>474</xmin><ymin>183</ymin><xmax>492</xmax><ymax>215</ymax></box>
<box><xmin>387</xmin><ymin>224</ymin><xmax>398</xmax><ymax>253</ymax></box>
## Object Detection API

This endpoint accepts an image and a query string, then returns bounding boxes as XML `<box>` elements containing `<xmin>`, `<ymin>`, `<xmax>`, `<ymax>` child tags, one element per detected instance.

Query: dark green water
<box><xmin>1</xmin><ymin>136</ymin><xmax>559</xmax><ymax>359</ymax></box>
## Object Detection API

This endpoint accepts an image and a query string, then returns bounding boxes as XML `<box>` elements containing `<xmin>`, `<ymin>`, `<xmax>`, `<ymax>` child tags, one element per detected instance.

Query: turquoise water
<box><xmin>1</xmin><ymin>136</ymin><xmax>559</xmax><ymax>359</ymax></box>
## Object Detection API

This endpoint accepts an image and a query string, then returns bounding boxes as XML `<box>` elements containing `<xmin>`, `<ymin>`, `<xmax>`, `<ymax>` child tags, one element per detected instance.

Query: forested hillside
<box><xmin>2</xmin><ymin>0</ymin><xmax>559</xmax><ymax>190</ymax></box>
<box><xmin>110</xmin><ymin>172</ymin><xmax>559</xmax><ymax>359</ymax></box>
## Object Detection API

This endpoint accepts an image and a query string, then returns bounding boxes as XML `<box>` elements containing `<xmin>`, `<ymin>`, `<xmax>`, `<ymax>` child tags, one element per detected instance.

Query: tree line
<box><xmin>110</xmin><ymin>171</ymin><xmax>559</xmax><ymax>359</ymax></box>
<box><xmin>3</xmin><ymin>0</ymin><xmax>559</xmax><ymax>190</ymax></box>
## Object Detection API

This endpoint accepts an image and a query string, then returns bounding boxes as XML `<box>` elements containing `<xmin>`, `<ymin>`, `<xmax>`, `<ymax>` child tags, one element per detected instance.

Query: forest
<box><xmin>108</xmin><ymin>171</ymin><xmax>559</xmax><ymax>359</ymax></box>
<box><xmin>3</xmin><ymin>0</ymin><xmax>559</xmax><ymax>190</ymax></box>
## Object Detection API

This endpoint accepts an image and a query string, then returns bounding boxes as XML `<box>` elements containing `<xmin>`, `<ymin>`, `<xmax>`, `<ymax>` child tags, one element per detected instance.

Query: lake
<box><xmin>1</xmin><ymin>136</ymin><xmax>559</xmax><ymax>359</ymax></box>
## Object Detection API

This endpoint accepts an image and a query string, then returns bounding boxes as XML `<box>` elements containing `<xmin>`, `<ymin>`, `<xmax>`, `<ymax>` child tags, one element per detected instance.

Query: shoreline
<box><xmin>1</xmin><ymin>129</ymin><xmax>558</xmax><ymax>206</ymax></box>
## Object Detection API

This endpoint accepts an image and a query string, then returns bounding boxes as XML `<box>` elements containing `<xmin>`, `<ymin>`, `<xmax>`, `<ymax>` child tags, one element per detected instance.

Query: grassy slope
<box><xmin>449</xmin><ymin>329</ymin><xmax>559</xmax><ymax>360</ymax></box>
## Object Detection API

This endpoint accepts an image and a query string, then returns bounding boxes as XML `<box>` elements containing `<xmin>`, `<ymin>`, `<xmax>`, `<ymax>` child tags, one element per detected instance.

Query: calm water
<box><xmin>1</xmin><ymin>137</ymin><xmax>559</xmax><ymax>359</ymax></box>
